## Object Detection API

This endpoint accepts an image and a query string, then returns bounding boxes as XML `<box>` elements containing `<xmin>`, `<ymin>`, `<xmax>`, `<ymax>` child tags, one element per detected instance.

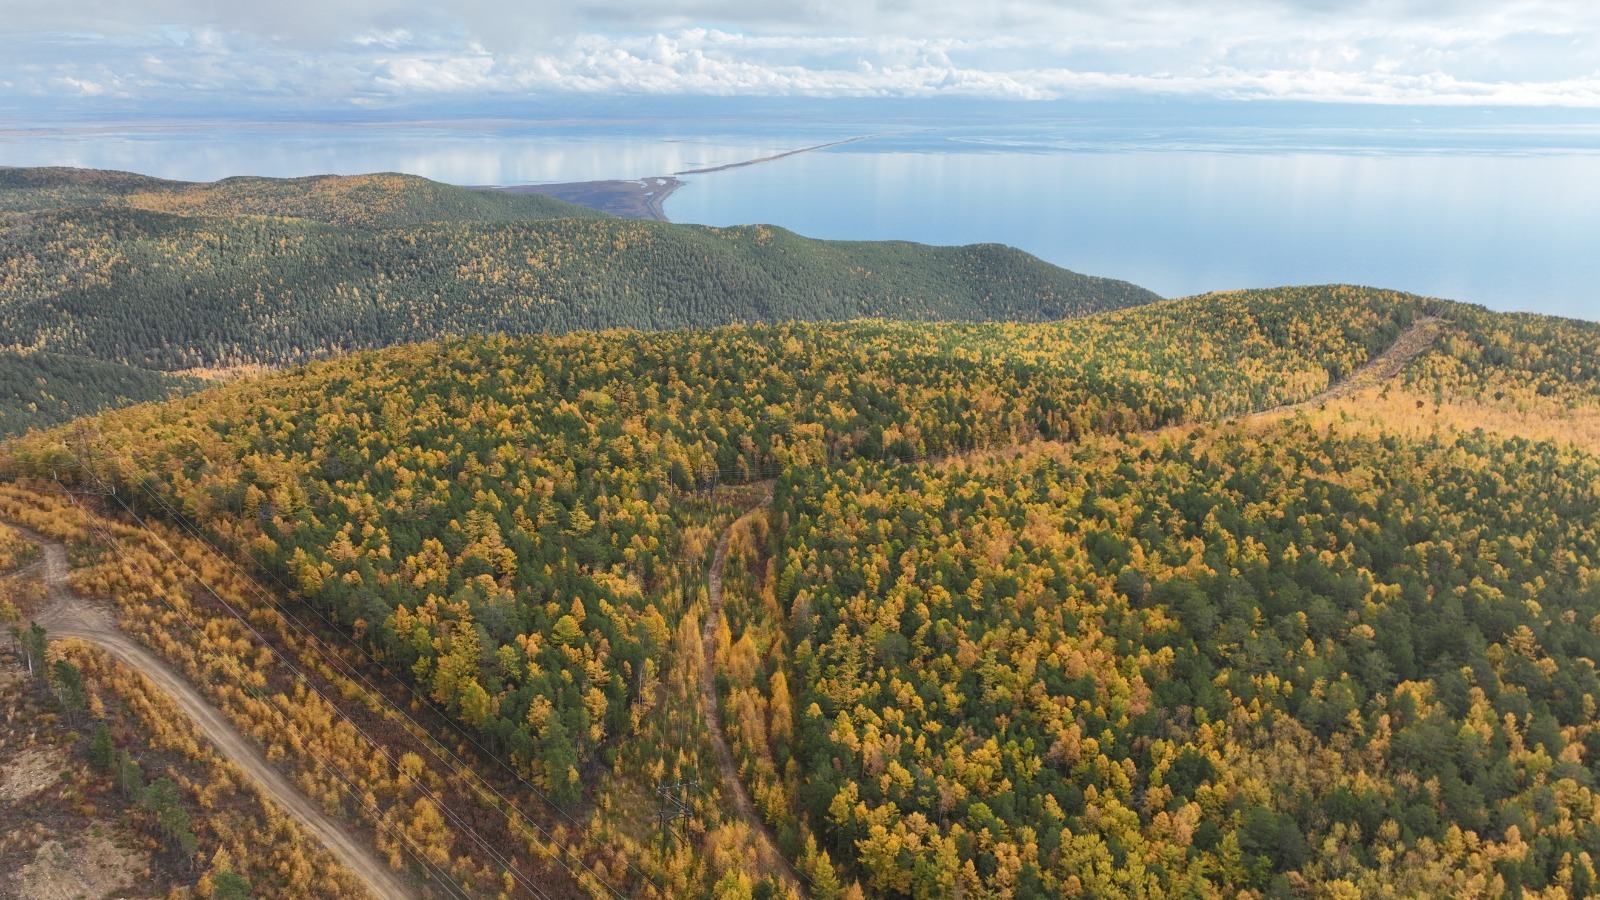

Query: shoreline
<box><xmin>486</xmin><ymin>176</ymin><xmax>682</xmax><ymax>221</ymax></box>
<box><xmin>479</xmin><ymin>133</ymin><xmax>876</xmax><ymax>221</ymax></box>
<box><xmin>643</xmin><ymin>177</ymin><xmax>681</xmax><ymax>219</ymax></box>
<box><xmin>673</xmin><ymin>134</ymin><xmax>877</xmax><ymax>175</ymax></box>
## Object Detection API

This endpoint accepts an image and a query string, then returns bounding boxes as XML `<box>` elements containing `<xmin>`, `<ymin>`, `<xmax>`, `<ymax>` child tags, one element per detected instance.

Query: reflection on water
<box><xmin>2</xmin><ymin>119</ymin><xmax>1595</xmax><ymax>320</ymax></box>
<box><xmin>0</xmin><ymin>122</ymin><xmax>840</xmax><ymax>184</ymax></box>
<box><xmin>666</xmin><ymin>149</ymin><xmax>1600</xmax><ymax>321</ymax></box>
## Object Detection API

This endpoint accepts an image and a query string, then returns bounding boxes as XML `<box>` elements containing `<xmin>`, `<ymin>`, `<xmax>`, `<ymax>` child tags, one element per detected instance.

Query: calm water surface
<box><xmin>0</xmin><ymin>121</ymin><xmax>827</xmax><ymax>184</ymax></box>
<box><xmin>667</xmin><ymin>146</ymin><xmax>1600</xmax><ymax>321</ymax></box>
<box><xmin>3</xmin><ymin>117</ymin><xmax>1596</xmax><ymax>321</ymax></box>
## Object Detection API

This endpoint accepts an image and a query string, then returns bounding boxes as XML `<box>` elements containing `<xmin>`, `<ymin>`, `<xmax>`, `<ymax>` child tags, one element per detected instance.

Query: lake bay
<box><xmin>5</xmin><ymin>109</ymin><xmax>1596</xmax><ymax>320</ymax></box>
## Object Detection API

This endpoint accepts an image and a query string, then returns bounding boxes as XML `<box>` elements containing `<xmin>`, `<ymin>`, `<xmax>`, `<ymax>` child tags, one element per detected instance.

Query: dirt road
<box><xmin>1264</xmin><ymin>316</ymin><xmax>1447</xmax><ymax>415</ymax></box>
<box><xmin>12</xmin><ymin>525</ymin><xmax>416</xmax><ymax>900</ymax></box>
<box><xmin>3</xmin><ymin>315</ymin><xmax>1443</xmax><ymax>900</ymax></box>
<box><xmin>700</xmin><ymin>504</ymin><xmax>804</xmax><ymax>897</ymax></box>
<box><xmin>692</xmin><ymin>316</ymin><xmax>1448</xmax><ymax>896</ymax></box>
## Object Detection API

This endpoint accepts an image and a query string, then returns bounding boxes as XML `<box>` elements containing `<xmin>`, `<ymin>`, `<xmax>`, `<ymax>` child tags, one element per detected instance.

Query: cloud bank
<box><xmin>3</xmin><ymin>1</ymin><xmax>1598</xmax><ymax>110</ymax></box>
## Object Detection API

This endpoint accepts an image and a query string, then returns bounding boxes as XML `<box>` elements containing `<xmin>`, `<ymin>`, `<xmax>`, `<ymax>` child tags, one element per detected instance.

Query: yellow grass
<box><xmin>1305</xmin><ymin>385</ymin><xmax>1600</xmax><ymax>456</ymax></box>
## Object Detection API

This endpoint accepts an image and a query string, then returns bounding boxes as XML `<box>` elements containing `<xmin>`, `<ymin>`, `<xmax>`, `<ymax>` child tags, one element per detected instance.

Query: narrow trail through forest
<box><xmin>9</xmin><ymin>524</ymin><xmax>415</xmax><ymax>900</ymax></box>
<box><xmin>699</xmin><ymin>487</ymin><xmax>806</xmax><ymax>896</ymax></box>
<box><xmin>1263</xmin><ymin>316</ymin><xmax>1447</xmax><ymax>415</ymax></box>
<box><xmin>697</xmin><ymin>315</ymin><xmax>1447</xmax><ymax>894</ymax></box>
<box><xmin>2</xmin><ymin>316</ymin><xmax>1447</xmax><ymax>900</ymax></box>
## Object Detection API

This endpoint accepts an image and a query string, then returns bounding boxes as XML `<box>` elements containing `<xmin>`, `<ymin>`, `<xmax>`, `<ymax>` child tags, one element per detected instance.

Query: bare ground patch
<box><xmin>9</xmin><ymin>834</ymin><xmax>152</xmax><ymax>900</ymax></box>
<box><xmin>0</xmin><ymin>745</ymin><xmax>64</xmax><ymax>802</ymax></box>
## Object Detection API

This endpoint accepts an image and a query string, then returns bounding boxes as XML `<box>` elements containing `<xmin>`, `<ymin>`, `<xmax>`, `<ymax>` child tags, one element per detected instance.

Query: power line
<box><xmin>42</xmin><ymin>426</ymin><xmax>1139</xmax><ymax>899</ymax></box>
<box><xmin>26</xmin><ymin>321</ymin><xmax>1431</xmax><ymax>899</ymax></box>
<box><xmin>97</xmin><ymin>442</ymin><xmax>635</xmax><ymax>897</ymax></box>
<box><xmin>55</xmin><ymin>432</ymin><xmax>1049</xmax><ymax>899</ymax></box>
<box><xmin>79</xmin><ymin>435</ymin><xmax>840</xmax><ymax>896</ymax></box>
<box><xmin>48</xmin><ymin>448</ymin><xmax>555</xmax><ymax>900</ymax></box>
<box><xmin>94</xmin><ymin>485</ymin><xmax>565</xmax><ymax>900</ymax></box>
<box><xmin>656</xmin><ymin>781</ymin><xmax>696</xmax><ymax>849</ymax></box>
<box><xmin>54</xmin><ymin>487</ymin><xmax>473</xmax><ymax>900</ymax></box>
<box><xmin>56</xmin><ymin>483</ymin><xmax>471</xmax><ymax>898</ymax></box>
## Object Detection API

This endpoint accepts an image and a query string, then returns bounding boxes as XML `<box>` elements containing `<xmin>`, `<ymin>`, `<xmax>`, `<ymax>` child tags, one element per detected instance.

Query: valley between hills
<box><xmin>3</xmin><ymin>167</ymin><xmax>1600</xmax><ymax>900</ymax></box>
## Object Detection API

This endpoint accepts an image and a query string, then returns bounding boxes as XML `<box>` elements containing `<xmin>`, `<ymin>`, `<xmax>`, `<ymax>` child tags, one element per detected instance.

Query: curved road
<box><xmin>12</xmin><ymin>525</ymin><xmax>414</xmax><ymax>900</ymax></box>
<box><xmin>5</xmin><ymin>316</ymin><xmax>1446</xmax><ymax>900</ymax></box>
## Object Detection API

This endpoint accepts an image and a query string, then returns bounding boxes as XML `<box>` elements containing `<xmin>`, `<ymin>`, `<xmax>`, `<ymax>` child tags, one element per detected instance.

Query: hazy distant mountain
<box><xmin>0</xmin><ymin>166</ymin><xmax>607</xmax><ymax>227</ymax></box>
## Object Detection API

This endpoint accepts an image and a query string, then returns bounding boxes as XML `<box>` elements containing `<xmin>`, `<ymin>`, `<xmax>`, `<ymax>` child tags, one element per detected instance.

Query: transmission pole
<box><xmin>656</xmin><ymin>780</ymin><xmax>698</xmax><ymax>849</ymax></box>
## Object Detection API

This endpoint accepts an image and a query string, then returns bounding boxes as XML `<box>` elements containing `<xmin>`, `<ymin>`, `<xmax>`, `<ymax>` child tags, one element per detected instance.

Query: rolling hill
<box><xmin>0</xmin><ymin>350</ymin><xmax>200</xmax><ymax>436</ymax></box>
<box><xmin>10</xmin><ymin>168</ymin><xmax>1597</xmax><ymax>899</ymax></box>
<box><xmin>15</xmin><ymin>285</ymin><xmax>1599</xmax><ymax>897</ymax></box>
<box><xmin>0</xmin><ymin>207</ymin><xmax>1158</xmax><ymax>371</ymax></box>
<box><xmin>0</xmin><ymin>166</ymin><xmax>607</xmax><ymax>228</ymax></box>
<box><xmin>0</xmin><ymin>166</ymin><xmax>1160</xmax><ymax>432</ymax></box>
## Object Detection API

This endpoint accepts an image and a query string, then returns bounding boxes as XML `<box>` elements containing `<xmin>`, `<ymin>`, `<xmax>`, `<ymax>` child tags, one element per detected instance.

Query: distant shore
<box><xmin>673</xmin><ymin>135</ymin><xmax>876</xmax><ymax>175</ymax></box>
<box><xmin>479</xmin><ymin>133</ymin><xmax>876</xmax><ymax>221</ymax></box>
<box><xmin>488</xmin><ymin>176</ymin><xmax>682</xmax><ymax>221</ymax></box>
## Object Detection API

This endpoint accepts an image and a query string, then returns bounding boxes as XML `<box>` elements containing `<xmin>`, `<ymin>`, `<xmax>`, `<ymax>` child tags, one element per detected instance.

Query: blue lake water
<box><xmin>0</xmin><ymin>121</ymin><xmax>815</xmax><ymax>185</ymax></box>
<box><xmin>3</xmin><ymin>112</ymin><xmax>1596</xmax><ymax>321</ymax></box>
<box><xmin>667</xmin><ymin>145</ymin><xmax>1600</xmax><ymax>321</ymax></box>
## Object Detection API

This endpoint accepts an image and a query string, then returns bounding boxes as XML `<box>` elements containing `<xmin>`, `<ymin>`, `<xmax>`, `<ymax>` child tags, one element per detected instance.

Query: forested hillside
<box><xmin>0</xmin><ymin>166</ymin><xmax>1158</xmax><ymax>433</ymax></box>
<box><xmin>0</xmin><ymin>286</ymin><xmax>1422</xmax><ymax>893</ymax></box>
<box><xmin>773</xmin><ymin>423</ymin><xmax>1600</xmax><ymax>897</ymax></box>
<box><xmin>0</xmin><ymin>207</ymin><xmax>1156</xmax><ymax>371</ymax></box>
<box><xmin>6</xmin><ymin>284</ymin><xmax>1596</xmax><ymax>897</ymax></box>
<box><xmin>0</xmin><ymin>351</ymin><xmax>199</xmax><ymax>437</ymax></box>
<box><xmin>0</xmin><ymin>167</ymin><xmax>605</xmax><ymax>227</ymax></box>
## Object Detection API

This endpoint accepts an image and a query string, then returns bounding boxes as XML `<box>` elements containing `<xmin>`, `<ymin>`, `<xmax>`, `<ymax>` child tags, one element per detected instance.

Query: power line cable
<box><xmin>94</xmin><ymin>485</ymin><xmax>564</xmax><ymax>900</ymax></box>
<box><xmin>54</xmin><ymin>487</ymin><xmax>474</xmax><ymax>900</ymax></box>
<box><xmin>51</xmin><ymin>454</ymin><xmax>556</xmax><ymax>900</ymax></box>
<box><xmin>98</xmin><ymin>443</ymin><xmax>632</xmax><ymax>897</ymax></box>
<box><xmin>117</xmin><ymin>440</ymin><xmax>828</xmax><ymax>896</ymax></box>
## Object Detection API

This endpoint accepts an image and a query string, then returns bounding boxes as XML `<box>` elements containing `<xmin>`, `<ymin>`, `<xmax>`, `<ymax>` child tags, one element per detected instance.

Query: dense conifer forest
<box><xmin>0</xmin><ymin>166</ymin><xmax>1158</xmax><ymax>432</ymax></box>
<box><xmin>0</xmin><ymin>207</ymin><xmax>1155</xmax><ymax>370</ymax></box>
<box><xmin>0</xmin><ymin>350</ymin><xmax>199</xmax><ymax>436</ymax></box>
<box><xmin>773</xmin><ymin>423</ymin><xmax>1600</xmax><ymax>895</ymax></box>
<box><xmin>9</xmin><ymin>282</ymin><xmax>1598</xmax><ymax>897</ymax></box>
<box><xmin>0</xmin><ymin>167</ymin><xmax>607</xmax><ymax>227</ymax></box>
<box><xmin>5</xmin><ymin>169</ymin><xmax>1600</xmax><ymax>898</ymax></box>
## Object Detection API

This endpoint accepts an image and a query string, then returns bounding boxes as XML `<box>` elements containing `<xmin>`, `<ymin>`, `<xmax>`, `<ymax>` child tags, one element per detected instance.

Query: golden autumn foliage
<box><xmin>2</xmin><ymin>283</ymin><xmax>1597</xmax><ymax>897</ymax></box>
<box><xmin>0</xmin><ymin>486</ymin><xmax>583</xmax><ymax>896</ymax></box>
<box><xmin>0</xmin><ymin>521</ymin><xmax>38</xmax><ymax>572</ymax></box>
<box><xmin>56</xmin><ymin>640</ymin><xmax>374</xmax><ymax>898</ymax></box>
<box><xmin>0</xmin><ymin>286</ymin><xmax>1428</xmax><ymax>827</ymax></box>
<box><xmin>773</xmin><ymin>417</ymin><xmax>1600</xmax><ymax>898</ymax></box>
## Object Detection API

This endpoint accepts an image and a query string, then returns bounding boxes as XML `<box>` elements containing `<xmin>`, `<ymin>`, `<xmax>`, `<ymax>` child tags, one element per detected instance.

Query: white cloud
<box><xmin>362</xmin><ymin>28</ymin><xmax>1600</xmax><ymax>105</ymax></box>
<box><xmin>375</xmin><ymin>52</ymin><xmax>498</xmax><ymax>91</ymax></box>
<box><xmin>58</xmin><ymin>77</ymin><xmax>109</xmax><ymax>97</ymax></box>
<box><xmin>351</xmin><ymin>29</ymin><xmax>417</xmax><ymax>49</ymax></box>
<box><xmin>1</xmin><ymin>1</ymin><xmax>1598</xmax><ymax>108</ymax></box>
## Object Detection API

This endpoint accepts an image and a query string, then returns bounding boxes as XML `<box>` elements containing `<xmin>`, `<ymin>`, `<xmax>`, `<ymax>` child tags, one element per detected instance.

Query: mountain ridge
<box><xmin>5</xmin><ymin>285</ymin><xmax>1599</xmax><ymax>898</ymax></box>
<box><xmin>0</xmin><ymin>166</ymin><xmax>1160</xmax><ymax>434</ymax></box>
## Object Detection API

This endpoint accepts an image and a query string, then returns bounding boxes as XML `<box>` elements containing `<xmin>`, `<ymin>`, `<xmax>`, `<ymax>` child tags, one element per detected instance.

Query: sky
<box><xmin>2</xmin><ymin>0</ymin><xmax>1599</xmax><ymax>115</ymax></box>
